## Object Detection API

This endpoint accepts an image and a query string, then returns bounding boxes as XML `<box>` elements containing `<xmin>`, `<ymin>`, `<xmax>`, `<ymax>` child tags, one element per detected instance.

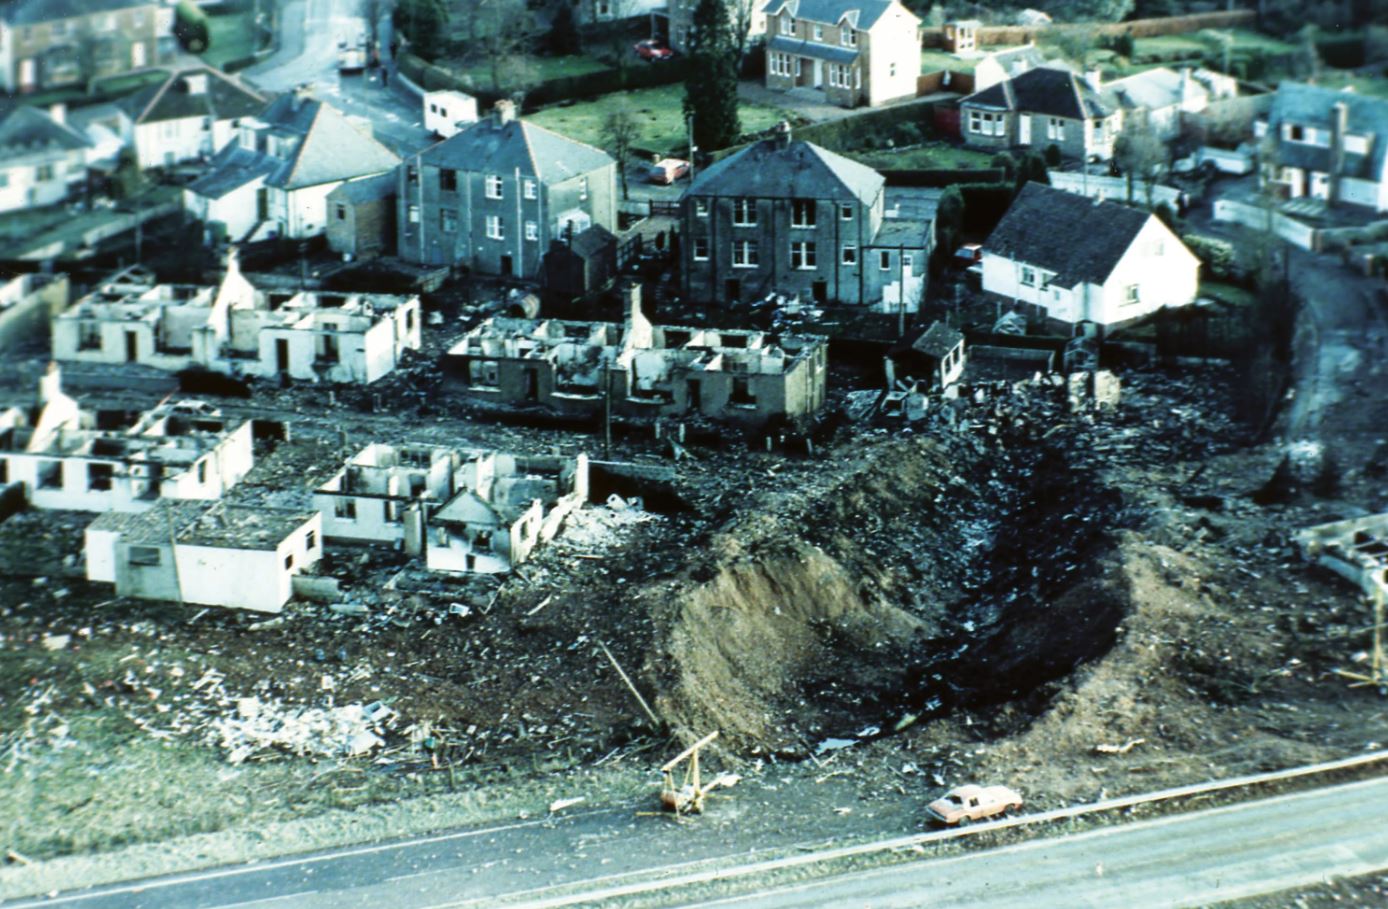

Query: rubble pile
<box><xmin>208</xmin><ymin>697</ymin><xmax>398</xmax><ymax>764</ymax></box>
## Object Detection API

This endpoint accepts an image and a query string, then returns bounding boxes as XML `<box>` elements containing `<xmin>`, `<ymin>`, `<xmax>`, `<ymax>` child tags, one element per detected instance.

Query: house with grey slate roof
<box><xmin>980</xmin><ymin>183</ymin><xmax>1199</xmax><ymax>328</ymax></box>
<box><xmin>680</xmin><ymin>123</ymin><xmax>931</xmax><ymax>309</ymax></box>
<box><xmin>1101</xmin><ymin>66</ymin><xmax>1236</xmax><ymax>141</ymax></box>
<box><xmin>397</xmin><ymin>100</ymin><xmax>617</xmax><ymax>278</ymax></box>
<box><xmin>960</xmin><ymin>66</ymin><xmax>1120</xmax><ymax>161</ymax></box>
<box><xmin>760</xmin><ymin>0</ymin><xmax>919</xmax><ymax>108</ymax></box>
<box><xmin>0</xmin><ymin>0</ymin><xmax>175</xmax><ymax>93</ymax></box>
<box><xmin>123</xmin><ymin>66</ymin><xmax>266</xmax><ymax>170</ymax></box>
<box><xmin>1257</xmin><ymin>83</ymin><xmax>1388</xmax><ymax>213</ymax></box>
<box><xmin>183</xmin><ymin>90</ymin><xmax>401</xmax><ymax>244</ymax></box>
<box><xmin>0</xmin><ymin>104</ymin><xmax>92</xmax><ymax>214</ymax></box>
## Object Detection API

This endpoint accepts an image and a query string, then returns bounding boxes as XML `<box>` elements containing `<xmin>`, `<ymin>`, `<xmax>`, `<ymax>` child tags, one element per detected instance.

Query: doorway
<box><xmin>1019</xmin><ymin>115</ymin><xmax>1032</xmax><ymax>146</ymax></box>
<box><xmin>812</xmin><ymin>279</ymin><xmax>828</xmax><ymax>304</ymax></box>
<box><xmin>124</xmin><ymin>331</ymin><xmax>138</xmax><ymax>362</ymax></box>
<box><xmin>725</xmin><ymin>278</ymin><xmax>740</xmax><ymax>303</ymax></box>
<box><xmin>500</xmin><ymin>254</ymin><xmax>514</xmax><ymax>276</ymax></box>
<box><xmin>275</xmin><ymin>338</ymin><xmax>290</xmax><ymax>374</ymax></box>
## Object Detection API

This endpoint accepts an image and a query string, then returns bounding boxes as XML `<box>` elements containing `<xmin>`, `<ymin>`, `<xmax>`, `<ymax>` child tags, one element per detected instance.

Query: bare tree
<box><xmin>602</xmin><ymin>103</ymin><xmax>639</xmax><ymax>200</ymax></box>
<box><xmin>464</xmin><ymin>0</ymin><xmax>538</xmax><ymax>94</ymax></box>
<box><xmin>1113</xmin><ymin>115</ymin><xmax>1167</xmax><ymax>208</ymax></box>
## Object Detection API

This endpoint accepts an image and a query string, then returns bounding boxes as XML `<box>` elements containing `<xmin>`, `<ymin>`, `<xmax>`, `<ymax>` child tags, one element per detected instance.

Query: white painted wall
<box><xmin>1340</xmin><ymin>175</ymin><xmax>1386</xmax><ymax>212</ymax></box>
<box><xmin>0</xmin><ymin>154</ymin><xmax>82</xmax><ymax>214</ymax></box>
<box><xmin>314</xmin><ymin>490</ymin><xmax>406</xmax><ymax>542</ymax></box>
<box><xmin>184</xmin><ymin>179</ymin><xmax>264</xmax><ymax>243</ymax></box>
<box><xmin>135</xmin><ymin>117</ymin><xmax>211</xmax><ymax>169</ymax></box>
<box><xmin>84</xmin><ymin>526</ymin><xmax>121</xmax><ymax>583</ymax></box>
<box><xmin>865</xmin><ymin>4</ymin><xmax>920</xmax><ymax>107</ymax></box>
<box><xmin>286</xmin><ymin>182</ymin><xmax>345</xmax><ymax>239</ymax></box>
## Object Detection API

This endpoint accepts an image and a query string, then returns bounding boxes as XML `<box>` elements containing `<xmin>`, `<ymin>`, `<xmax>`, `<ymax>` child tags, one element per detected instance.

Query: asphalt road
<box><xmin>680</xmin><ymin>775</ymin><xmax>1388</xmax><ymax>909</ymax></box>
<box><xmin>14</xmin><ymin>776</ymin><xmax>1388</xmax><ymax>909</ymax></box>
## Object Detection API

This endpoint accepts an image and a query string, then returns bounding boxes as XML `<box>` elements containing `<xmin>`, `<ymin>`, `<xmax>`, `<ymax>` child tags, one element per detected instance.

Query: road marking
<box><xmin>384</xmin><ymin>867</ymin><xmax>458</xmax><ymax>884</ymax></box>
<box><xmin>6</xmin><ymin>807</ymin><xmax>625</xmax><ymax>908</ymax></box>
<box><xmin>218</xmin><ymin>891</ymin><xmax>319</xmax><ymax>909</ymax></box>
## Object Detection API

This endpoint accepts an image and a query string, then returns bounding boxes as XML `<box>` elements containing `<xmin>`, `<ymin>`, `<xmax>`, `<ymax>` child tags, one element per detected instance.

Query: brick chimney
<box><xmin>774</xmin><ymin>120</ymin><xmax>792</xmax><ymax>148</ymax></box>
<box><xmin>494</xmin><ymin>99</ymin><xmax>516</xmax><ymax>126</ymax></box>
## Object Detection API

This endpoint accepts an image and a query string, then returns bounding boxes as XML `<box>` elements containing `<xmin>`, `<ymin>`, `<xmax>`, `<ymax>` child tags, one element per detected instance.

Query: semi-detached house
<box><xmin>1258</xmin><ymin>82</ymin><xmax>1388</xmax><ymax>213</ymax></box>
<box><xmin>761</xmin><ymin>0</ymin><xmax>919</xmax><ymax>108</ymax></box>
<box><xmin>397</xmin><ymin>100</ymin><xmax>617</xmax><ymax>278</ymax></box>
<box><xmin>960</xmin><ymin>66</ymin><xmax>1119</xmax><ymax>161</ymax></box>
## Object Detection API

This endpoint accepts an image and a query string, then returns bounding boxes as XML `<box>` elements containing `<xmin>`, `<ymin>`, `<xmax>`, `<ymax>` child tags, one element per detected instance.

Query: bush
<box><xmin>1044</xmin><ymin>144</ymin><xmax>1062</xmax><ymax>167</ymax></box>
<box><xmin>174</xmin><ymin>0</ymin><xmax>211</xmax><ymax>52</ymax></box>
<box><xmin>1182</xmin><ymin>233</ymin><xmax>1238</xmax><ymax>281</ymax></box>
<box><xmin>958</xmin><ymin>182</ymin><xmax>1017</xmax><ymax>234</ymax></box>
<box><xmin>793</xmin><ymin>100</ymin><xmax>936</xmax><ymax>151</ymax></box>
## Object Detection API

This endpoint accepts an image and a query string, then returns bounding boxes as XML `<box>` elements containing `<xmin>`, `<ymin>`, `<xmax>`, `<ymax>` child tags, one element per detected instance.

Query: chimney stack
<box><xmin>1329</xmin><ymin>100</ymin><xmax>1349</xmax><ymax>206</ymax></box>
<box><xmin>185</xmin><ymin>72</ymin><xmax>208</xmax><ymax>96</ymax></box>
<box><xmin>494</xmin><ymin>99</ymin><xmax>516</xmax><ymax>126</ymax></box>
<box><xmin>1178</xmin><ymin>67</ymin><xmax>1192</xmax><ymax>104</ymax></box>
<box><xmin>774</xmin><ymin>120</ymin><xmax>792</xmax><ymax>148</ymax></box>
<box><xmin>48</xmin><ymin>103</ymin><xmax>66</xmax><ymax>126</ymax></box>
<box><xmin>1083</xmin><ymin>68</ymin><xmax>1102</xmax><ymax>92</ymax></box>
<box><xmin>38</xmin><ymin>362</ymin><xmax>63</xmax><ymax>406</ymax></box>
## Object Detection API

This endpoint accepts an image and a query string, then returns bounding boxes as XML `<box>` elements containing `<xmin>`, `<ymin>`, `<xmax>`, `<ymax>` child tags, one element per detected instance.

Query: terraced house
<box><xmin>398</xmin><ymin>101</ymin><xmax>617</xmax><ymax>277</ymax></box>
<box><xmin>0</xmin><ymin>0</ymin><xmax>175</xmax><ymax>94</ymax></box>
<box><xmin>760</xmin><ymin>0</ymin><xmax>919</xmax><ymax>108</ymax></box>
<box><xmin>680</xmin><ymin>123</ymin><xmax>931</xmax><ymax>309</ymax></box>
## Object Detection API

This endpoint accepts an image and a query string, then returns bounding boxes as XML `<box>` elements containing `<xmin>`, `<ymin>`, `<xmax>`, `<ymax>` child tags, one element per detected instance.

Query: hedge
<box><xmin>957</xmin><ymin>182</ymin><xmax>1016</xmax><ymax>234</ymax></box>
<box><xmin>792</xmin><ymin>99</ymin><xmax>937</xmax><ymax>152</ymax></box>
<box><xmin>398</xmin><ymin>52</ymin><xmax>687</xmax><ymax>110</ymax></box>
<box><xmin>881</xmin><ymin>168</ymin><xmax>1004</xmax><ymax>187</ymax></box>
<box><xmin>174</xmin><ymin>0</ymin><xmax>211</xmax><ymax>53</ymax></box>
<box><xmin>1182</xmin><ymin>233</ymin><xmax>1239</xmax><ymax>282</ymax></box>
<box><xmin>221</xmin><ymin>55</ymin><xmax>259</xmax><ymax>73</ymax></box>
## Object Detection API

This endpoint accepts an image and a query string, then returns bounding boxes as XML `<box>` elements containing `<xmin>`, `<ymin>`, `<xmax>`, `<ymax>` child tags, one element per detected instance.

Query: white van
<box><xmin>423</xmin><ymin>91</ymin><xmax>479</xmax><ymax>138</ymax></box>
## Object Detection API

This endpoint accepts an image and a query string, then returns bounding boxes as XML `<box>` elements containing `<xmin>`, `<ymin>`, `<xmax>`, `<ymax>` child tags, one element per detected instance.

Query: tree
<box><xmin>930</xmin><ymin>185</ymin><xmax>963</xmax><ymax>276</ymax></box>
<box><xmin>1015</xmin><ymin>151</ymin><xmax>1050</xmax><ymax>193</ymax></box>
<box><xmin>468</xmin><ymin>0</ymin><xmax>538</xmax><ymax>95</ymax></box>
<box><xmin>1046</xmin><ymin>25</ymin><xmax>1099</xmax><ymax>67</ymax></box>
<box><xmin>396</xmin><ymin>0</ymin><xmax>450</xmax><ymax>60</ymax></box>
<box><xmin>991</xmin><ymin>151</ymin><xmax>1017</xmax><ymax>183</ymax></box>
<box><xmin>547</xmin><ymin>1</ymin><xmax>581</xmax><ymax>56</ymax></box>
<box><xmin>1113</xmin><ymin>116</ymin><xmax>1166</xmax><ymax>207</ymax></box>
<box><xmin>683</xmin><ymin>0</ymin><xmax>741</xmax><ymax>153</ymax></box>
<box><xmin>602</xmin><ymin>104</ymin><xmax>639</xmax><ymax>201</ymax></box>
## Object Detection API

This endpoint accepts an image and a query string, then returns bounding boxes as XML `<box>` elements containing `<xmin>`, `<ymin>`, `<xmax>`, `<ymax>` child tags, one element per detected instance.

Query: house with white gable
<box><xmin>0</xmin><ymin>104</ymin><xmax>91</xmax><ymax>214</ymax></box>
<box><xmin>122</xmin><ymin>66</ymin><xmax>266</xmax><ymax>170</ymax></box>
<box><xmin>761</xmin><ymin>0</ymin><xmax>920</xmax><ymax>108</ymax></box>
<box><xmin>980</xmin><ymin>183</ymin><xmax>1200</xmax><ymax>327</ymax></box>
<box><xmin>86</xmin><ymin>500</ymin><xmax>322</xmax><ymax>613</ymax></box>
<box><xmin>184</xmin><ymin>90</ymin><xmax>400</xmax><ymax>243</ymax></box>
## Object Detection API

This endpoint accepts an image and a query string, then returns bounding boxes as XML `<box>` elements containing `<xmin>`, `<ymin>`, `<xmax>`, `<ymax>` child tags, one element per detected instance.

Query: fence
<box><xmin>1212</xmin><ymin>198</ymin><xmax>1319</xmax><ymax>250</ymax></box>
<box><xmin>1049</xmin><ymin>171</ymin><xmax>1183</xmax><ymax>208</ymax></box>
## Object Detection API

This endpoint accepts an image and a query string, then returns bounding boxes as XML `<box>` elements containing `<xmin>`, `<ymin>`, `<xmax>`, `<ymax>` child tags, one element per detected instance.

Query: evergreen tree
<box><xmin>547</xmin><ymin>2</ymin><xmax>582</xmax><ymax>56</ymax></box>
<box><xmin>683</xmin><ymin>0</ymin><xmax>741</xmax><ymax>153</ymax></box>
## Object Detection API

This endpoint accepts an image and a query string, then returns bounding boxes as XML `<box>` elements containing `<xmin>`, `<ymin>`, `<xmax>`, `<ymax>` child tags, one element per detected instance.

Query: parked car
<box><xmin>635</xmin><ymin>39</ymin><xmax>675</xmax><ymax>62</ymax></box>
<box><xmin>926</xmin><ymin>784</ymin><xmax>1023</xmax><ymax>826</ymax></box>
<box><xmin>952</xmin><ymin>244</ymin><xmax>983</xmax><ymax>268</ymax></box>
<box><xmin>649</xmin><ymin>158</ymin><xmax>691</xmax><ymax>184</ymax></box>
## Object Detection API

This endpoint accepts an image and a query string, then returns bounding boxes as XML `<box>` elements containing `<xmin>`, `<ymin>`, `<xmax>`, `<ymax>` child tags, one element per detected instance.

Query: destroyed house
<box><xmin>314</xmin><ymin>443</ymin><xmax>455</xmax><ymax>545</ymax></box>
<box><xmin>0</xmin><ymin>364</ymin><xmax>253</xmax><ymax>513</ymax></box>
<box><xmin>52</xmin><ymin>255</ymin><xmax>422</xmax><ymax>384</ymax></box>
<box><xmin>427</xmin><ymin>450</ymin><xmax>589</xmax><ymax>575</ymax></box>
<box><xmin>315</xmin><ymin>443</ymin><xmax>589</xmax><ymax>574</ymax></box>
<box><xmin>1295</xmin><ymin>513</ymin><xmax>1388</xmax><ymax>597</ymax></box>
<box><xmin>445</xmin><ymin>287</ymin><xmax>828</xmax><ymax>426</ymax></box>
<box><xmin>85</xmin><ymin>500</ymin><xmax>322</xmax><ymax>613</ymax></box>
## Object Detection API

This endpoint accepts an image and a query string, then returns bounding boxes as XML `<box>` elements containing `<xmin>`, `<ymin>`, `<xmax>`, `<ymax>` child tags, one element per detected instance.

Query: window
<box><xmin>525</xmin><ymin>220</ymin><xmax>538</xmax><ymax>241</ymax></box>
<box><xmin>732</xmin><ymin>240</ymin><xmax>758</xmax><ymax>267</ymax></box>
<box><xmin>470</xmin><ymin>359</ymin><xmax>500</xmax><ymax>386</ymax></box>
<box><xmin>406</xmin><ymin>165</ymin><xmax>418</xmax><ymax>183</ymax></box>
<box><xmin>840</xmin><ymin>204</ymin><xmax>853</xmax><ymax>221</ymax></box>
<box><xmin>385</xmin><ymin>501</ymin><xmax>402</xmax><ymax>523</ymax></box>
<box><xmin>791</xmin><ymin>199</ymin><xmax>816</xmax><ymax>227</ymax></box>
<box><xmin>334</xmin><ymin>203</ymin><xmax>347</xmax><ymax>221</ymax></box>
<box><xmin>441</xmin><ymin>209</ymin><xmax>456</xmax><ymax>232</ymax></box>
<box><xmin>78</xmin><ymin>321</ymin><xmax>101</xmax><ymax>351</ymax></box>
<box><xmin>695</xmin><ymin>198</ymin><xmax>709</xmax><ymax>217</ymax></box>
<box><xmin>1047</xmin><ymin>117</ymin><xmax>1066</xmax><ymax>141</ymax></box>
<box><xmin>828</xmin><ymin>64</ymin><xmax>853</xmax><ymax>89</ymax></box>
<box><xmin>485</xmin><ymin>174</ymin><xmax>503</xmax><ymax>199</ymax></box>
<box><xmin>902</xmin><ymin>253</ymin><xmax>914</xmax><ymax>271</ymax></box>
<box><xmin>732</xmin><ymin>198</ymin><xmax>757</xmax><ymax>226</ymax></box>
<box><xmin>841</xmin><ymin>245</ymin><xmax>857</xmax><ymax>265</ymax></box>
<box><xmin>0</xmin><ymin>459</ymin><xmax>5</xmax><ymax>483</ymax></box>
<box><xmin>485</xmin><ymin>215</ymin><xmax>504</xmax><ymax>239</ymax></box>
<box><xmin>128</xmin><ymin>546</ymin><xmax>161</xmax><ymax>567</ymax></box>
<box><xmin>813</xmin><ymin>24</ymin><xmax>823</xmax><ymax>40</ymax></box>
<box><xmin>841</xmin><ymin>26</ymin><xmax>856</xmax><ymax>46</ymax></box>
<box><xmin>306</xmin><ymin>530</ymin><xmax>316</xmax><ymax>550</ymax></box>
<box><xmin>439</xmin><ymin>169</ymin><xmax>457</xmax><ymax>191</ymax></box>
<box><xmin>693</xmin><ymin>237</ymin><xmax>709</xmax><ymax>260</ymax></box>
<box><xmin>579</xmin><ymin>176</ymin><xmax>588</xmax><ymax>200</ymax></box>
<box><xmin>1020</xmin><ymin>266</ymin><xmax>1036</xmax><ymax>287</ymax></box>
<box><xmin>197</xmin><ymin>461</ymin><xmax>207</xmax><ymax>483</ymax></box>
<box><xmin>284</xmin><ymin>554</ymin><xmax>294</xmax><ymax>570</ymax></box>
<box><xmin>523</xmin><ymin>179</ymin><xmax>537</xmax><ymax>199</ymax></box>
<box><xmin>790</xmin><ymin>241</ymin><xmax>816</xmax><ymax>270</ymax></box>
<box><xmin>1288</xmin><ymin>124</ymin><xmax>1304</xmax><ymax>142</ymax></box>
<box><xmin>770</xmin><ymin>52</ymin><xmax>793</xmax><ymax>77</ymax></box>
<box><xmin>35</xmin><ymin>164</ymin><xmax>54</xmax><ymax>182</ymax></box>
<box><xmin>780</xmin><ymin>15</ymin><xmax>794</xmax><ymax>35</ymax></box>
<box><xmin>407</xmin><ymin>204</ymin><xmax>419</xmax><ymax>224</ymax></box>
<box><xmin>88</xmin><ymin>463</ymin><xmax>113</xmax><ymax>491</ymax></box>
<box><xmin>335</xmin><ymin>498</ymin><xmax>357</xmax><ymax>520</ymax></box>
<box><xmin>37</xmin><ymin>461</ymin><xmax>61</xmax><ymax>489</ymax></box>
<box><xmin>1124</xmin><ymin>284</ymin><xmax>1140</xmax><ymax>305</ymax></box>
<box><xmin>879</xmin><ymin>250</ymin><xmax>892</xmax><ymax>271</ymax></box>
<box><xmin>969</xmin><ymin>110</ymin><xmax>1003</xmax><ymax>137</ymax></box>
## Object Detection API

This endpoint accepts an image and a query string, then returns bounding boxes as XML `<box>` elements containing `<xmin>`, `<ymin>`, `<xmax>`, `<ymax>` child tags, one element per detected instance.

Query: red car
<box><xmin>634</xmin><ymin>39</ymin><xmax>674</xmax><ymax>62</ymax></box>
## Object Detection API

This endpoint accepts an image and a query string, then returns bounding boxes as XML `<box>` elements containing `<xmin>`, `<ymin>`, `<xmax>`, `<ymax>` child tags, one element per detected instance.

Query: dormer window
<box><xmin>841</xmin><ymin>27</ymin><xmax>856</xmax><ymax>47</ymax></box>
<box><xmin>813</xmin><ymin>24</ymin><xmax>823</xmax><ymax>40</ymax></box>
<box><xmin>780</xmin><ymin>15</ymin><xmax>794</xmax><ymax>35</ymax></box>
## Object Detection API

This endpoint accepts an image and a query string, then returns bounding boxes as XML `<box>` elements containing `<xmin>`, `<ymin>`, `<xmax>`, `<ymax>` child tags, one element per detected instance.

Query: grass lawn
<box><xmin>1200</xmin><ymin>280</ymin><xmax>1258</xmax><ymax>308</ymax></box>
<box><xmin>1132</xmin><ymin>34</ymin><xmax>1208</xmax><ymax>61</ymax></box>
<box><xmin>445</xmin><ymin>54</ymin><xmax>612</xmax><ymax>91</ymax></box>
<box><xmin>1313</xmin><ymin>70</ymin><xmax>1388</xmax><ymax>99</ymax></box>
<box><xmin>528</xmin><ymin>83</ymin><xmax>796</xmax><ymax>156</ymax></box>
<box><xmin>202</xmin><ymin>9</ymin><xmax>257</xmax><ymax>68</ymax></box>
<box><xmin>847</xmin><ymin>143</ymin><xmax>996</xmax><ymax>170</ymax></box>
<box><xmin>920</xmin><ymin>47</ymin><xmax>974</xmax><ymax>73</ymax></box>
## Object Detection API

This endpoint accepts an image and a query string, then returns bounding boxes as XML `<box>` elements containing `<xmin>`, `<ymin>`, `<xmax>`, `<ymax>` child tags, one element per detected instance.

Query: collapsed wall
<box><xmin>644</xmin><ymin>432</ymin><xmax>1128</xmax><ymax>755</ymax></box>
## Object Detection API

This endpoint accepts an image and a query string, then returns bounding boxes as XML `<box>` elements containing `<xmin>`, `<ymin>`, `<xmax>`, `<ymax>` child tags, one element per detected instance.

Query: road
<box><xmin>13</xmin><ymin>776</ymin><xmax>1388</xmax><ymax>908</ymax></box>
<box><xmin>243</xmin><ymin>0</ymin><xmax>434</xmax><ymax>157</ymax></box>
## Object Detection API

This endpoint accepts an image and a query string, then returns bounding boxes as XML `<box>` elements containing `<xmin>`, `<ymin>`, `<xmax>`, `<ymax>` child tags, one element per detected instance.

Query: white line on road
<box><xmin>217</xmin><ymin>891</ymin><xmax>319</xmax><ymax>909</ymax></box>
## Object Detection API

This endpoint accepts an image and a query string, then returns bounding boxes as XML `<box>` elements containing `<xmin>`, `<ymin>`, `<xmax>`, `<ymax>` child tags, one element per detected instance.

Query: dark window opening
<box><xmin>88</xmin><ymin>463</ymin><xmax>114</xmax><ymax>491</ymax></box>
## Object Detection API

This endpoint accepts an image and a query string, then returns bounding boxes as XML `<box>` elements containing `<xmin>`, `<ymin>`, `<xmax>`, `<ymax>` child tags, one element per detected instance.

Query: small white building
<box><xmin>52</xmin><ymin>253</ymin><xmax>422</xmax><ymax>384</ymax></box>
<box><xmin>86</xmin><ymin>501</ymin><xmax>322</xmax><ymax>614</ymax></box>
<box><xmin>422</xmin><ymin>90</ymin><xmax>478</xmax><ymax>139</ymax></box>
<box><xmin>981</xmin><ymin>183</ymin><xmax>1200</xmax><ymax>327</ymax></box>
<box><xmin>1101</xmin><ymin>67</ymin><xmax>1237</xmax><ymax>141</ymax></box>
<box><xmin>123</xmin><ymin>67</ymin><xmax>266</xmax><ymax>170</ymax></box>
<box><xmin>0</xmin><ymin>364</ymin><xmax>254</xmax><ymax>513</ymax></box>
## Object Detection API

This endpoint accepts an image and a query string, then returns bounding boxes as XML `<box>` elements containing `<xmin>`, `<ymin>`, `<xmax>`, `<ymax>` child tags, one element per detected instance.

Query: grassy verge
<box><xmin>202</xmin><ymin>8</ymin><xmax>257</xmax><ymax>69</ymax></box>
<box><xmin>528</xmin><ymin>84</ymin><xmax>796</xmax><ymax>156</ymax></box>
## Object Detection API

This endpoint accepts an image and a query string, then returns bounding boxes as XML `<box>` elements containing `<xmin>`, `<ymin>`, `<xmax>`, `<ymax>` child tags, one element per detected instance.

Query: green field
<box><xmin>202</xmin><ymin>9</ymin><xmax>257</xmax><ymax>68</ymax></box>
<box><xmin>528</xmin><ymin>84</ymin><xmax>797</xmax><ymax>156</ymax></box>
<box><xmin>920</xmin><ymin>47</ymin><xmax>975</xmax><ymax>73</ymax></box>
<box><xmin>848</xmin><ymin>142</ymin><xmax>996</xmax><ymax>170</ymax></box>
